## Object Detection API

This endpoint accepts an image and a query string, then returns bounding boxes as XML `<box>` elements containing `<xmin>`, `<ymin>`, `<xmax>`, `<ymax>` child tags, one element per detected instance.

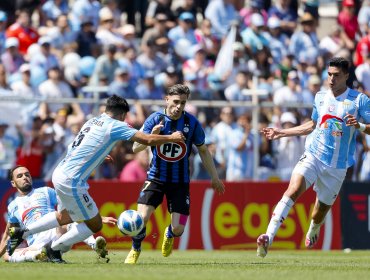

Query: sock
<box><xmin>9</xmin><ymin>249</ymin><xmax>42</xmax><ymax>262</ymax></box>
<box><xmin>307</xmin><ymin>219</ymin><xmax>323</xmax><ymax>234</ymax></box>
<box><xmin>84</xmin><ymin>235</ymin><xmax>96</xmax><ymax>250</ymax></box>
<box><xmin>51</xmin><ymin>222</ymin><xmax>94</xmax><ymax>252</ymax></box>
<box><xmin>132</xmin><ymin>227</ymin><xmax>146</xmax><ymax>251</ymax></box>
<box><xmin>166</xmin><ymin>224</ymin><xmax>174</xmax><ymax>238</ymax></box>
<box><xmin>266</xmin><ymin>195</ymin><xmax>294</xmax><ymax>245</ymax></box>
<box><xmin>23</xmin><ymin>212</ymin><xmax>60</xmax><ymax>238</ymax></box>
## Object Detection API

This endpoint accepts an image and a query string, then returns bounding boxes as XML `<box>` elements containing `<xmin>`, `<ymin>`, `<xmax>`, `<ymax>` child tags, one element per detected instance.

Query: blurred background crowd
<box><xmin>0</xmin><ymin>0</ymin><xmax>370</xmax><ymax>182</ymax></box>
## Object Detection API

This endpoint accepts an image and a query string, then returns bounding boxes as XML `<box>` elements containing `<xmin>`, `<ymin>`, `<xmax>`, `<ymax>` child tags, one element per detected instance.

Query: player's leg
<box><xmin>7</xmin><ymin>209</ymin><xmax>73</xmax><ymax>256</ymax></box>
<box><xmin>305</xmin><ymin>166</ymin><xmax>346</xmax><ymax>248</ymax></box>
<box><xmin>257</xmin><ymin>153</ymin><xmax>317</xmax><ymax>258</ymax></box>
<box><xmin>162</xmin><ymin>183</ymin><xmax>190</xmax><ymax>257</ymax></box>
<box><xmin>125</xmin><ymin>203</ymin><xmax>155</xmax><ymax>264</ymax></box>
<box><xmin>5</xmin><ymin>247</ymin><xmax>48</xmax><ymax>263</ymax></box>
<box><xmin>305</xmin><ymin>197</ymin><xmax>330</xmax><ymax>248</ymax></box>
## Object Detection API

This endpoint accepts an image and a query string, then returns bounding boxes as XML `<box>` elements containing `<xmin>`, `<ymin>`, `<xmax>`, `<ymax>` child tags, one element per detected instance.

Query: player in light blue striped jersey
<box><xmin>7</xmin><ymin>95</ymin><xmax>185</xmax><ymax>261</ymax></box>
<box><xmin>257</xmin><ymin>57</ymin><xmax>370</xmax><ymax>258</ymax></box>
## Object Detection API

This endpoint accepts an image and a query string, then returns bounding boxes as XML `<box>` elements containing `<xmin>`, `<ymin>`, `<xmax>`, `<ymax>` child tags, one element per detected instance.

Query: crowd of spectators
<box><xmin>0</xmin><ymin>0</ymin><xmax>370</xmax><ymax>182</ymax></box>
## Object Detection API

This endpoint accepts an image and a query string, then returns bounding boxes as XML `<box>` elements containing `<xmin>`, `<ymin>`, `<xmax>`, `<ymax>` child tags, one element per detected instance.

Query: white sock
<box><xmin>84</xmin><ymin>235</ymin><xmax>96</xmax><ymax>250</ymax></box>
<box><xmin>266</xmin><ymin>195</ymin><xmax>294</xmax><ymax>245</ymax></box>
<box><xmin>51</xmin><ymin>222</ymin><xmax>94</xmax><ymax>251</ymax></box>
<box><xmin>9</xmin><ymin>249</ymin><xmax>42</xmax><ymax>262</ymax></box>
<box><xmin>23</xmin><ymin>212</ymin><xmax>60</xmax><ymax>238</ymax></box>
<box><xmin>307</xmin><ymin>219</ymin><xmax>323</xmax><ymax>235</ymax></box>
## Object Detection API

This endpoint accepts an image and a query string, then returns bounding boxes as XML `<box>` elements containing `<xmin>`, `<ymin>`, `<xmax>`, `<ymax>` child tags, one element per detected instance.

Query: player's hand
<box><xmin>151</xmin><ymin>119</ymin><xmax>164</xmax><ymax>135</ymax></box>
<box><xmin>344</xmin><ymin>112</ymin><xmax>359</xmax><ymax>129</ymax></box>
<box><xmin>104</xmin><ymin>155</ymin><xmax>114</xmax><ymax>163</ymax></box>
<box><xmin>170</xmin><ymin>131</ymin><xmax>185</xmax><ymax>142</ymax></box>
<box><xmin>211</xmin><ymin>178</ymin><xmax>225</xmax><ymax>195</ymax></box>
<box><xmin>102</xmin><ymin>216</ymin><xmax>117</xmax><ymax>225</ymax></box>
<box><xmin>260</xmin><ymin>127</ymin><xmax>282</xmax><ymax>140</ymax></box>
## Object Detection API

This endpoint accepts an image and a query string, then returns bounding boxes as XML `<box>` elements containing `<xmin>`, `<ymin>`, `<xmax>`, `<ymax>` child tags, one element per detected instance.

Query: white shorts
<box><xmin>52</xmin><ymin>168</ymin><xmax>99</xmax><ymax>222</ymax></box>
<box><xmin>292</xmin><ymin>152</ymin><xmax>347</xmax><ymax>205</ymax></box>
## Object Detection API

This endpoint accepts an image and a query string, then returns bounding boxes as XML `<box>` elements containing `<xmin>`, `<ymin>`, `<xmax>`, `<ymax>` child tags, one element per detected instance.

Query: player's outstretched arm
<box><xmin>198</xmin><ymin>144</ymin><xmax>225</xmax><ymax>195</ymax></box>
<box><xmin>132</xmin><ymin>121</ymin><xmax>165</xmax><ymax>153</ymax></box>
<box><xmin>261</xmin><ymin>120</ymin><xmax>315</xmax><ymax>140</ymax></box>
<box><xmin>102</xmin><ymin>216</ymin><xmax>117</xmax><ymax>225</ymax></box>
<box><xmin>131</xmin><ymin>130</ymin><xmax>185</xmax><ymax>146</ymax></box>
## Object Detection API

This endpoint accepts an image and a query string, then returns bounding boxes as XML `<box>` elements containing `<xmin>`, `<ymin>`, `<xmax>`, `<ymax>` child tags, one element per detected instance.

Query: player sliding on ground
<box><xmin>257</xmin><ymin>57</ymin><xmax>370</xmax><ymax>258</ymax></box>
<box><xmin>0</xmin><ymin>166</ymin><xmax>113</xmax><ymax>263</ymax></box>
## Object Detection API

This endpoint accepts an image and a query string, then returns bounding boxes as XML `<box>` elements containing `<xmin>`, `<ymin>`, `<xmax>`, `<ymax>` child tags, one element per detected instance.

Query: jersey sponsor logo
<box><xmin>320</xmin><ymin>114</ymin><xmax>344</xmax><ymax>137</ymax></box>
<box><xmin>156</xmin><ymin>142</ymin><xmax>187</xmax><ymax>162</ymax></box>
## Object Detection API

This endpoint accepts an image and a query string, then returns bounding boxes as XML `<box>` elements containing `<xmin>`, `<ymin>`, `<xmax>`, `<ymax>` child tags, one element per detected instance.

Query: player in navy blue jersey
<box><xmin>124</xmin><ymin>84</ymin><xmax>225</xmax><ymax>264</ymax></box>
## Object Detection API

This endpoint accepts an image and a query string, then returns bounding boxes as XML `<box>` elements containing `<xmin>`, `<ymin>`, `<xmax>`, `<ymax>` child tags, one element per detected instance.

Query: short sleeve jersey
<box><xmin>306</xmin><ymin>88</ymin><xmax>370</xmax><ymax>169</ymax></box>
<box><xmin>7</xmin><ymin>187</ymin><xmax>57</xmax><ymax>245</ymax></box>
<box><xmin>142</xmin><ymin>111</ymin><xmax>205</xmax><ymax>183</ymax></box>
<box><xmin>57</xmin><ymin>113</ymin><xmax>137</xmax><ymax>181</ymax></box>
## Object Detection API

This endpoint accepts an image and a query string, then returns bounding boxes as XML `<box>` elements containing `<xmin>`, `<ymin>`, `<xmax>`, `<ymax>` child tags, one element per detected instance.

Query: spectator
<box><xmin>289</xmin><ymin>13</ymin><xmax>319</xmax><ymax>67</ymax></box>
<box><xmin>354</xmin><ymin>22</ymin><xmax>370</xmax><ymax>66</ymax></box>
<box><xmin>194</xmin><ymin>19</ymin><xmax>220</xmax><ymax>60</ymax></box>
<box><xmin>358</xmin><ymin>0</ymin><xmax>370</xmax><ymax>36</ymax></box>
<box><xmin>141</xmin><ymin>13</ymin><xmax>169</xmax><ymax>51</ymax></box>
<box><xmin>274</xmin><ymin>111</ymin><xmax>304</xmax><ymax>180</ymax></box>
<box><xmin>99</xmin><ymin>0</ymin><xmax>122</xmax><ymax>28</ymax></box>
<box><xmin>6</xmin><ymin>9</ymin><xmax>39</xmax><ymax>55</ymax></box>
<box><xmin>108</xmin><ymin>67</ymin><xmax>138</xmax><ymax>99</ymax></box>
<box><xmin>355</xmin><ymin>53</ymin><xmax>370</xmax><ymax>95</ymax></box>
<box><xmin>210</xmin><ymin>106</ymin><xmax>237</xmax><ymax>179</ymax></box>
<box><xmin>137</xmin><ymin>38</ymin><xmax>167</xmax><ymax>75</ymax></box>
<box><xmin>38</xmin><ymin>67</ymin><xmax>80</xmax><ymax>119</ymax></box>
<box><xmin>268</xmin><ymin>0</ymin><xmax>298</xmax><ymax>36</ymax></box>
<box><xmin>136</xmin><ymin>71</ymin><xmax>164</xmax><ymax>100</ymax></box>
<box><xmin>0</xmin><ymin>10</ymin><xmax>8</xmax><ymax>55</ymax></box>
<box><xmin>1</xmin><ymin>37</ymin><xmax>24</xmax><ymax>75</ymax></box>
<box><xmin>182</xmin><ymin>45</ymin><xmax>213</xmax><ymax>99</ymax></box>
<box><xmin>89</xmin><ymin>44</ymin><xmax>120</xmax><ymax>86</ymax></box>
<box><xmin>224</xmin><ymin>70</ymin><xmax>252</xmax><ymax>116</ymax></box>
<box><xmin>226</xmin><ymin>114</ymin><xmax>255</xmax><ymax>181</ymax></box>
<box><xmin>29</xmin><ymin>36</ymin><xmax>60</xmax><ymax>77</ymax></box>
<box><xmin>0</xmin><ymin>121</ymin><xmax>19</xmax><ymax>179</ymax></box>
<box><xmin>0</xmin><ymin>63</ymin><xmax>10</xmax><ymax>91</ymax></box>
<box><xmin>145</xmin><ymin>0</ymin><xmax>176</xmax><ymax>29</ymax></box>
<box><xmin>119</xmin><ymin>149</ymin><xmax>150</xmax><ymax>182</ymax></box>
<box><xmin>96</xmin><ymin>8</ymin><xmax>127</xmax><ymax>49</ymax></box>
<box><xmin>205</xmin><ymin>0</ymin><xmax>239</xmax><ymax>39</ymax></box>
<box><xmin>174</xmin><ymin>0</ymin><xmax>197</xmax><ymax>19</ymax></box>
<box><xmin>191</xmin><ymin>137</ymin><xmax>220</xmax><ymax>180</ymax></box>
<box><xmin>319</xmin><ymin>25</ymin><xmax>355</xmax><ymax>58</ymax></box>
<box><xmin>168</xmin><ymin>12</ymin><xmax>198</xmax><ymax>50</ymax></box>
<box><xmin>76</xmin><ymin>19</ymin><xmax>99</xmax><ymax>57</ymax></box>
<box><xmin>10</xmin><ymin>63</ymin><xmax>39</xmax><ymax>97</ymax></box>
<box><xmin>337</xmin><ymin>0</ymin><xmax>359</xmax><ymax>42</ymax></box>
<box><xmin>240</xmin><ymin>0</ymin><xmax>268</xmax><ymax>29</ymax></box>
<box><xmin>241</xmin><ymin>13</ymin><xmax>269</xmax><ymax>57</ymax></box>
<box><xmin>41</xmin><ymin>0</ymin><xmax>69</xmax><ymax>23</ymax></box>
<box><xmin>69</xmin><ymin>0</ymin><xmax>101</xmax><ymax>32</ymax></box>
<box><xmin>46</xmin><ymin>14</ymin><xmax>77</xmax><ymax>52</ymax></box>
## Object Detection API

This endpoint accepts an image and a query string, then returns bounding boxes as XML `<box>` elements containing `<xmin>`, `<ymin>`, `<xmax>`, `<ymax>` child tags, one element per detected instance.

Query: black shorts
<box><xmin>137</xmin><ymin>179</ymin><xmax>190</xmax><ymax>215</ymax></box>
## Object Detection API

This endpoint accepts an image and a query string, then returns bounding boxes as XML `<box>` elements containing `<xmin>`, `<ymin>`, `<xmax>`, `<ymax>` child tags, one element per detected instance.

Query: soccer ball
<box><xmin>117</xmin><ymin>210</ymin><xmax>144</xmax><ymax>237</ymax></box>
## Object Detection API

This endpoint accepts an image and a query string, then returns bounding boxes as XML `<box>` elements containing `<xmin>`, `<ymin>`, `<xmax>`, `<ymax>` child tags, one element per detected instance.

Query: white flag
<box><xmin>213</xmin><ymin>25</ymin><xmax>237</xmax><ymax>78</ymax></box>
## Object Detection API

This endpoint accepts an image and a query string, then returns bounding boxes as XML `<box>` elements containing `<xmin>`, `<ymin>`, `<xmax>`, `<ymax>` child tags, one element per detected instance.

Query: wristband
<box><xmin>358</xmin><ymin>122</ymin><xmax>366</xmax><ymax>132</ymax></box>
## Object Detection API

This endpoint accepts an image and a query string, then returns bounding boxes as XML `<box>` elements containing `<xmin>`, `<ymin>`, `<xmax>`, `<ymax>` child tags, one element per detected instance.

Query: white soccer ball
<box><xmin>117</xmin><ymin>210</ymin><xmax>144</xmax><ymax>237</ymax></box>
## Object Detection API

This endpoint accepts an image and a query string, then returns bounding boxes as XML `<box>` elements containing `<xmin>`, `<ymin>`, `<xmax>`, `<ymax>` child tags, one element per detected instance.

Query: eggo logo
<box><xmin>156</xmin><ymin>142</ymin><xmax>187</xmax><ymax>162</ymax></box>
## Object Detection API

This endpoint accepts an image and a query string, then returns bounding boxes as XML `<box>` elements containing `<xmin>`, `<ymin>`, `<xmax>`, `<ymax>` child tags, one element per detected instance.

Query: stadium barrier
<box><xmin>0</xmin><ymin>180</ymin><xmax>344</xmax><ymax>250</ymax></box>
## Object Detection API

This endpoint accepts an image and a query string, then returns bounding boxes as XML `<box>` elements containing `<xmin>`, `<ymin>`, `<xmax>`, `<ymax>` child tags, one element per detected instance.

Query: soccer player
<box><xmin>7</xmin><ymin>95</ymin><xmax>185</xmax><ymax>262</ymax></box>
<box><xmin>0</xmin><ymin>165</ymin><xmax>114</xmax><ymax>263</ymax></box>
<box><xmin>124</xmin><ymin>84</ymin><xmax>225</xmax><ymax>264</ymax></box>
<box><xmin>257</xmin><ymin>57</ymin><xmax>370</xmax><ymax>258</ymax></box>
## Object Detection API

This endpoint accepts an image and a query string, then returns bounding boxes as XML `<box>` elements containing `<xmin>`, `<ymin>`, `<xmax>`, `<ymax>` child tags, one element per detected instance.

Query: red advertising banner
<box><xmin>0</xmin><ymin>180</ymin><xmax>341</xmax><ymax>250</ymax></box>
<box><xmin>85</xmin><ymin>181</ymin><xmax>342</xmax><ymax>251</ymax></box>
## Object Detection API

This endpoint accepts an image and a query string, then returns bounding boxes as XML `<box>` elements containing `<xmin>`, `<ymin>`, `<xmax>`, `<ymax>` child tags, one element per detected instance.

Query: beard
<box><xmin>20</xmin><ymin>183</ymin><xmax>33</xmax><ymax>193</ymax></box>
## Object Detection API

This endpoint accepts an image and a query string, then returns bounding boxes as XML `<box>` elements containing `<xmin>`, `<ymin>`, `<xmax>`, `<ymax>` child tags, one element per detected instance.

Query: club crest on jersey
<box><xmin>156</xmin><ymin>142</ymin><xmax>187</xmax><ymax>162</ymax></box>
<box><xmin>328</xmin><ymin>105</ymin><xmax>335</xmax><ymax>112</ymax></box>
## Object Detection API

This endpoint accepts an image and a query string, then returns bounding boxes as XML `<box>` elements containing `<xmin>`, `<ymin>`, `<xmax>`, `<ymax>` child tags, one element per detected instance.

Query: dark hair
<box><xmin>166</xmin><ymin>84</ymin><xmax>190</xmax><ymax>97</ymax></box>
<box><xmin>105</xmin><ymin>94</ymin><xmax>130</xmax><ymax>116</ymax></box>
<box><xmin>329</xmin><ymin>57</ymin><xmax>349</xmax><ymax>74</ymax></box>
<box><xmin>8</xmin><ymin>165</ymin><xmax>25</xmax><ymax>180</ymax></box>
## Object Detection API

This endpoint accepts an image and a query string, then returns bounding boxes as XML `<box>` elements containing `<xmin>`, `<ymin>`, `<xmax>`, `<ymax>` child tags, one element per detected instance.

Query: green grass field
<box><xmin>1</xmin><ymin>250</ymin><xmax>370</xmax><ymax>280</ymax></box>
